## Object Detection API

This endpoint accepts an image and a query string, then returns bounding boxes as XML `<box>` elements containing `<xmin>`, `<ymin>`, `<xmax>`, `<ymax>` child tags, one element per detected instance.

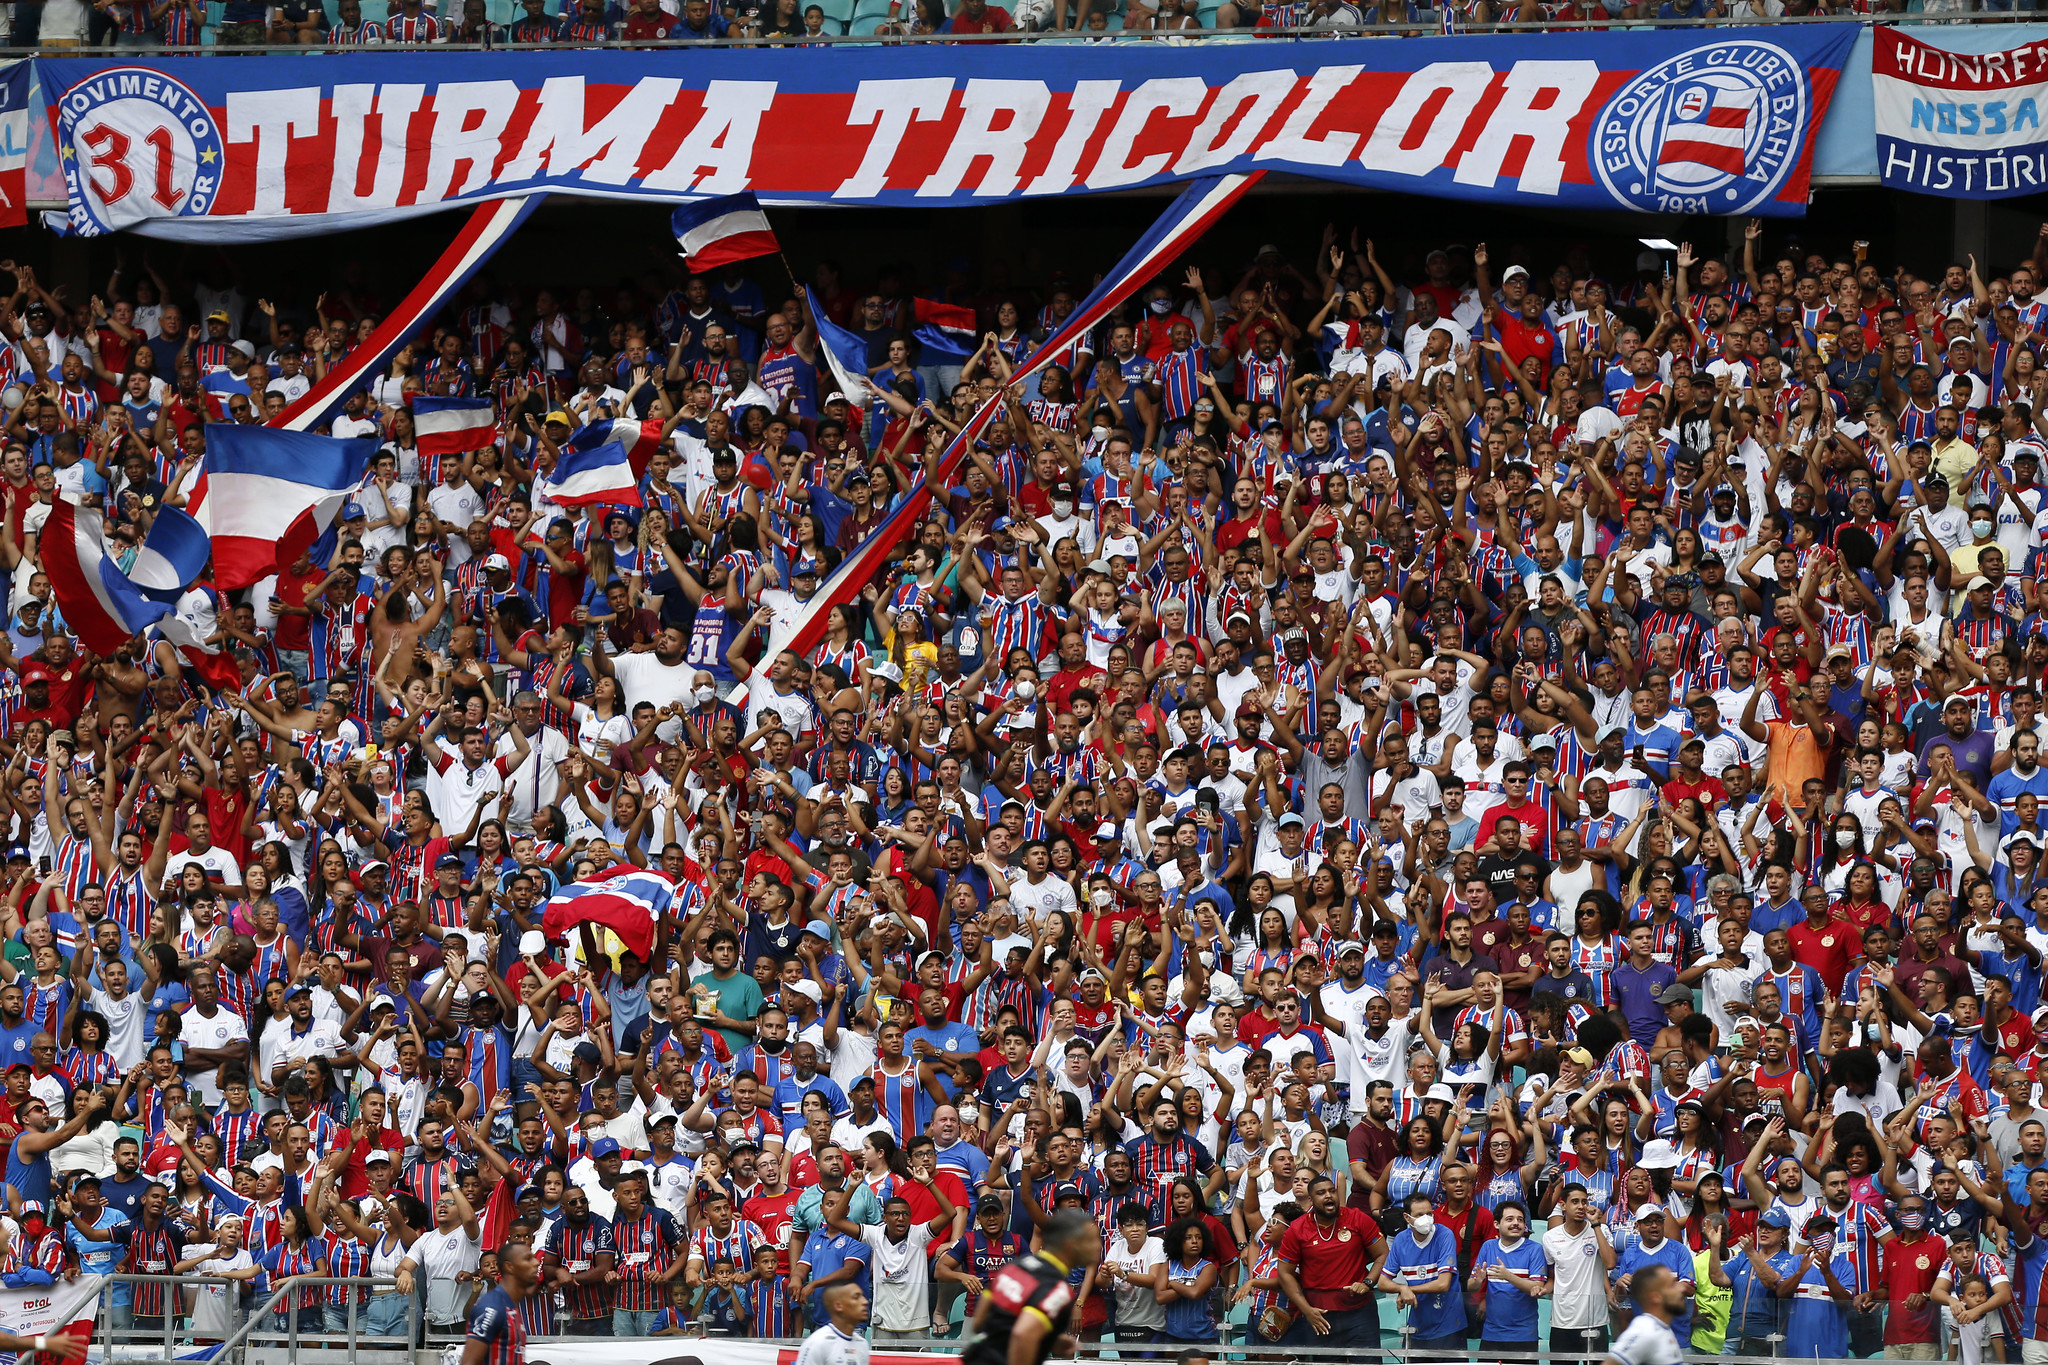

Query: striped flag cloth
<box><xmin>912</xmin><ymin>297</ymin><xmax>978</xmax><ymax>361</ymax></box>
<box><xmin>809</xmin><ymin>286</ymin><xmax>879</xmax><ymax>407</ymax></box>
<box><xmin>182</xmin><ymin>424</ymin><xmax>378</xmax><ymax>589</ymax></box>
<box><xmin>671</xmin><ymin>192</ymin><xmax>780</xmax><ymax>271</ymax></box>
<box><xmin>413</xmin><ymin>396</ymin><xmax>497</xmax><ymax>457</ymax></box>
<box><xmin>1657</xmin><ymin>84</ymin><xmax>1756</xmax><ymax>178</ymax></box>
<box><xmin>775</xmin><ymin>171</ymin><xmax>1262</xmax><ymax>663</ymax></box>
<box><xmin>539</xmin><ymin>865</ymin><xmax>676</xmax><ymax>961</ymax></box>
<box><xmin>42</xmin><ymin>499</ymin><xmax>191</xmax><ymax>655</ymax></box>
<box><xmin>538</xmin><ymin>417</ymin><xmax>662</xmax><ymax>508</ymax></box>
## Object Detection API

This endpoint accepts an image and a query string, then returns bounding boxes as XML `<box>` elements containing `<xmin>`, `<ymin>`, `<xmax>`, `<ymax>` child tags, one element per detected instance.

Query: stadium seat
<box><xmin>811</xmin><ymin>0</ymin><xmax>856</xmax><ymax>29</ymax></box>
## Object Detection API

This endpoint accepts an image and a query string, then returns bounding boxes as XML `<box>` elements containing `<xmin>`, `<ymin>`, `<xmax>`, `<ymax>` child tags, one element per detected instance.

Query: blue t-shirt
<box><xmin>1610</xmin><ymin>960</ymin><xmax>1679</xmax><ymax>1046</ymax></box>
<box><xmin>905</xmin><ymin>1020</ymin><xmax>981</xmax><ymax>1101</ymax></box>
<box><xmin>0</xmin><ymin>1020</ymin><xmax>38</xmax><ymax>1069</ymax></box>
<box><xmin>1614</xmin><ymin>1234</ymin><xmax>1696</xmax><ymax>1341</ymax></box>
<box><xmin>1386</xmin><ymin>1224</ymin><xmax>1463</xmax><ymax>1339</ymax></box>
<box><xmin>1472</xmin><ymin>1236</ymin><xmax>1548</xmax><ymax>1342</ymax></box>
<box><xmin>67</xmin><ymin>1209</ymin><xmax>130</xmax><ymax>1303</ymax></box>
<box><xmin>797</xmin><ymin>1227</ymin><xmax>869</xmax><ymax>1321</ymax></box>
<box><xmin>1724</xmin><ymin>1245</ymin><xmax>1796</xmax><ymax>1340</ymax></box>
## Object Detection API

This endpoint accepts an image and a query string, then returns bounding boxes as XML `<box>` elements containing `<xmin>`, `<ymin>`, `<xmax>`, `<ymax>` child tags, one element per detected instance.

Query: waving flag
<box><xmin>912</xmin><ymin>297</ymin><xmax>978</xmax><ymax>362</ymax></box>
<box><xmin>413</xmin><ymin>396</ymin><xmax>497</xmax><ymax>458</ymax></box>
<box><xmin>776</xmin><ymin>172</ymin><xmax>1261</xmax><ymax>663</ymax></box>
<box><xmin>42</xmin><ymin>499</ymin><xmax>182</xmax><ymax>655</ymax></box>
<box><xmin>185</xmin><ymin>424</ymin><xmax>377</xmax><ymax>589</ymax></box>
<box><xmin>123</xmin><ymin>505</ymin><xmax>212</xmax><ymax>607</ymax></box>
<box><xmin>538</xmin><ymin>423</ymin><xmax>650</xmax><ymax>509</ymax></box>
<box><xmin>540</xmin><ymin>864</ymin><xmax>676</xmax><ymax>962</ymax></box>
<box><xmin>671</xmin><ymin>192</ymin><xmax>779</xmax><ymax>271</ymax></box>
<box><xmin>273</xmin><ymin>194</ymin><xmax>546</xmax><ymax>434</ymax></box>
<box><xmin>809</xmin><ymin>286</ymin><xmax>878</xmax><ymax>407</ymax></box>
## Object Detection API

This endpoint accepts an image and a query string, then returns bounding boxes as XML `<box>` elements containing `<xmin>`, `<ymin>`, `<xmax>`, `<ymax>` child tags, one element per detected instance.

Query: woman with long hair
<box><xmin>1472</xmin><ymin>1109</ymin><xmax>1546</xmax><ymax>1213</ymax></box>
<box><xmin>861</xmin><ymin>1131</ymin><xmax>914</xmax><ymax>1203</ymax></box>
<box><xmin>259</xmin><ymin>1204</ymin><xmax>330</xmax><ymax>1335</ymax></box>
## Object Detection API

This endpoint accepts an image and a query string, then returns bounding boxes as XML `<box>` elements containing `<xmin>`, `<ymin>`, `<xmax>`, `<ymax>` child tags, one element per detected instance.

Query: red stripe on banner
<box><xmin>1661</xmin><ymin>140</ymin><xmax>1745</xmax><ymax>175</ymax></box>
<box><xmin>417</xmin><ymin>427</ymin><xmax>498</xmax><ymax>458</ymax></box>
<box><xmin>1702</xmin><ymin>106</ymin><xmax>1750</xmax><ymax>129</ymax></box>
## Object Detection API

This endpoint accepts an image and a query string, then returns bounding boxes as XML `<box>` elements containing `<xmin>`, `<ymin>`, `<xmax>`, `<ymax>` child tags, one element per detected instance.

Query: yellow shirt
<box><xmin>1930</xmin><ymin>436</ymin><xmax>1978</xmax><ymax>485</ymax></box>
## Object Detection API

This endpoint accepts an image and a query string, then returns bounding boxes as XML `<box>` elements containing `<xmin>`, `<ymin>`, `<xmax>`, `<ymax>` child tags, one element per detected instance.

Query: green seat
<box><xmin>811</xmin><ymin>0</ymin><xmax>855</xmax><ymax>27</ymax></box>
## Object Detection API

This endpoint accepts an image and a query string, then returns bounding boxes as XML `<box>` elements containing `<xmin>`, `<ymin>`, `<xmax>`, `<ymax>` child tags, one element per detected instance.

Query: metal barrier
<box><xmin>96</xmin><ymin>1273</ymin><xmax>415</xmax><ymax>1364</ymax></box>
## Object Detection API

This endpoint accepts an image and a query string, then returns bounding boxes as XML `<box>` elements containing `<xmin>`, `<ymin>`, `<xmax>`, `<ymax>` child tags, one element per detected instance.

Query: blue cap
<box><xmin>791</xmin><ymin>558</ymin><xmax>822</xmax><ymax>579</ymax></box>
<box><xmin>435</xmin><ymin>854</ymin><xmax>463</xmax><ymax>870</ymax></box>
<box><xmin>589</xmin><ymin>1137</ymin><xmax>622</xmax><ymax>1159</ymax></box>
<box><xmin>802</xmin><ymin>919</ymin><xmax>834</xmax><ymax>940</ymax></box>
<box><xmin>1758</xmin><ymin>1207</ymin><xmax>1792</xmax><ymax>1229</ymax></box>
<box><xmin>991</xmin><ymin>516</ymin><xmax>1013</xmax><ymax>532</ymax></box>
<box><xmin>342</xmin><ymin>502</ymin><xmax>366</xmax><ymax>520</ymax></box>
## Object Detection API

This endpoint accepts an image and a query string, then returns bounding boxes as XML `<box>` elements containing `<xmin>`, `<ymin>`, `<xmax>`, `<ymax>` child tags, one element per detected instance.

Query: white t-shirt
<box><xmin>90</xmin><ymin>987</ymin><xmax>147</xmax><ymax>1070</ymax></box>
<box><xmin>861</xmin><ymin>1222</ymin><xmax>937</xmax><ymax>1332</ymax></box>
<box><xmin>181</xmin><ymin>1007</ymin><xmax>250</xmax><ymax>1106</ymax></box>
<box><xmin>1541</xmin><ymin>1221</ymin><xmax>1607</xmax><ymax>1331</ymax></box>
<box><xmin>1103</xmin><ymin>1235</ymin><xmax>1168</xmax><ymax>1329</ymax></box>
<box><xmin>1011</xmin><ymin>874</ymin><xmax>1077</xmax><ymax>927</ymax></box>
<box><xmin>411</xmin><ymin>1224</ymin><xmax>484</xmax><ymax>1325</ymax></box>
<box><xmin>426</xmin><ymin>481</ymin><xmax>486</xmax><ymax>532</ymax></box>
<box><xmin>1607</xmin><ymin>1309</ymin><xmax>1686</xmax><ymax>1365</ymax></box>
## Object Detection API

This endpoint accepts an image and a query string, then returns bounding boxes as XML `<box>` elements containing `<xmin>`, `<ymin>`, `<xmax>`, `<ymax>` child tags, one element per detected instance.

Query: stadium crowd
<box><xmin>0</xmin><ymin>216</ymin><xmax>2041</xmax><ymax>1361</ymax></box>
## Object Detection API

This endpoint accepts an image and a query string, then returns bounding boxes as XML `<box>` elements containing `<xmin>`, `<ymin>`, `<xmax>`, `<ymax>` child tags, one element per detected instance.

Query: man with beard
<box><xmin>1275</xmin><ymin>1173</ymin><xmax>1387</xmax><ymax>1348</ymax></box>
<box><xmin>542</xmin><ymin>1185</ymin><xmax>617</xmax><ymax>1336</ymax></box>
<box><xmin>1124</xmin><ymin>1093</ymin><xmax>1221</xmax><ymax>1224</ymax></box>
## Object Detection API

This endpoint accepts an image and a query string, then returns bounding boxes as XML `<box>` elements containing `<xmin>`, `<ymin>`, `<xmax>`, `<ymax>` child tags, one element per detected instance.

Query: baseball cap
<box><xmin>365</xmin><ymin>1148</ymin><xmax>394</xmax><ymax>1165</ymax></box>
<box><xmin>1656</xmin><ymin>983</ymin><xmax>1693</xmax><ymax>1006</ymax></box>
<box><xmin>206</xmin><ymin>310</ymin><xmax>230</xmax><ymax>324</ymax></box>
<box><xmin>1758</xmin><ymin>1206</ymin><xmax>1792</xmax><ymax>1229</ymax></box>
<box><xmin>1094</xmin><ymin>822</ymin><xmax>1120</xmax><ymax>840</ymax></box>
<box><xmin>1276</xmin><ymin>812</ymin><xmax>1306</xmax><ymax>830</ymax></box>
<box><xmin>589</xmin><ymin>1137</ymin><xmax>622</xmax><ymax>1160</ymax></box>
<box><xmin>232</xmin><ymin>340</ymin><xmax>256</xmax><ymax>359</ymax></box>
<box><xmin>791</xmin><ymin>558</ymin><xmax>822</xmax><ymax>579</ymax></box>
<box><xmin>519</xmin><ymin>929</ymin><xmax>548</xmax><ymax>956</ymax></box>
<box><xmin>1502</xmin><ymin>265</ymin><xmax>1530</xmax><ymax>282</ymax></box>
<box><xmin>572</xmin><ymin>1041</ymin><xmax>602</xmax><ymax>1064</ymax></box>
<box><xmin>435</xmin><ymin>853</ymin><xmax>464</xmax><ymax>870</ymax></box>
<box><xmin>544</xmin><ymin>409</ymin><xmax>572</xmax><ymax>426</ymax></box>
<box><xmin>975</xmin><ymin>1194</ymin><xmax>1004</xmax><ymax>1215</ymax></box>
<box><xmin>1632</xmin><ymin>1204</ymin><xmax>1665</xmax><ymax>1222</ymax></box>
<box><xmin>1563</xmin><ymin>1047</ymin><xmax>1594</xmax><ymax>1067</ymax></box>
<box><xmin>1337</xmin><ymin>941</ymin><xmax>1366</xmax><ymax>959</ymax></box>
<box><xmin>868</xmin><ymin>660</ymin><xmax>904</xmax><ymax>684</ymax></box>
<box><xmin>483</xmin><ymin>553</ymin><xmax>511</xmax><ymax>572</ymax></box>
<box><xmin>803</xmin><ymin>919</ymin><xmax>834</xmax><ymax>940</ymax></box>
<box><xmin>342</xmin><ymin>503</ymin><xmax>366</xmax><ymax>521</ymax></box>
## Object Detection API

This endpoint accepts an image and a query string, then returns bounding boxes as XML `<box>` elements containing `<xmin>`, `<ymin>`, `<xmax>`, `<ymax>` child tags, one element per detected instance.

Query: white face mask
<box><xmin>1091</xmin><ymin>425</ymin><xmax>1109</xmax><ymax>442</ymax></box>
<box><xmin>1410</xmin><ymin>1214</ymin><xmax>1435</xmax><ymax>1240</ymax></box>
<box><xmin>1150</xmin><ymin>299</ymin><xmax>1174</xmax><ymax>315</ymax></box>
<box><xmin>1053</xmin><ymin>501</ymin><xmax>1073</xmax><ymax>518</ymax></box>
<box><xmin>1974</xmin><ymin>519</ymin><xmax>1996</xmax><ymax>538</ymax></box>
<box><xmin>694</xmin><ymin>686</ymin><xmax>714</xmax><ymax>706</ymax></box>
<box><xmin>1834</xmin><ymin>829</ymin><xmax>1856</xmax><ymax>848</ymax></box>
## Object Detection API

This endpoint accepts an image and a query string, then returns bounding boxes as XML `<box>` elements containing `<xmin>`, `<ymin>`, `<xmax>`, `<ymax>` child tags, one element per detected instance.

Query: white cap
<box><xmin>1633</xmin><ymin>1203</ymin><xmax>1666</xmax><ymax>1222</ymax></box>
<box><xmin>1502</xmin><ymin>265</ymin><xmax>1530</xmax><ymax>282</ymax></box>
<box><xmin>519</xmin><ymin>929</ymin><xmax>548</xmax><ymax>956</ymax></box>
<box><xmin>1637</xmin><ymin>1139</ymin><xmax>1680</xmax><ymax>1170</ymax></box>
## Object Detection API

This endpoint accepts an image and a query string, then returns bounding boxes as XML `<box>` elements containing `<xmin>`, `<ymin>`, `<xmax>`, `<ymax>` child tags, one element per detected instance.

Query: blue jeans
<box><xmin>277</xmin><ymin>649</ymin><xmax>310</xmax><ymax>687</ymax></box>
<box><xmin>323</xmin><ymin>1303</ymin><xmax>364</xmax><ymax>1336</ymax></box>
<box><xmin>614</xmin><ymin>1308</ymin><xmax>664</xmax><ymax>1337</ymax></box>
<box><xmin>364</xmin><ymin>1291</ymin><xmax>411</xmax><ymax>1341</ymax></box>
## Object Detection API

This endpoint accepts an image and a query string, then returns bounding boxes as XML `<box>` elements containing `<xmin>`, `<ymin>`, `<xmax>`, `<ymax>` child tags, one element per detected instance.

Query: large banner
<box><xmin>0</xmin><ymin>62</ymin><xmax>31</xmax><ymax>230</ymax></box>
<box><xmin>1873</xmin><ymin>26</ymin><xmax>2048</xmax><ymax>197</ymax></box>
<box><xmin>35</xmin><ymin>28</ymin><xmax>1854</xmax><ymax>239</ymax></box>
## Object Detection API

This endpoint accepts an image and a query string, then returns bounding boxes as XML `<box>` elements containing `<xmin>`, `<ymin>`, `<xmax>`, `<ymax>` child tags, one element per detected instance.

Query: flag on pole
<box><xmin>412</xmin><ymin>396</ymin><xmax>498</xmax><ymax>458</ymax></box>
<box><xmin>537</xmin><ymin>422</ymin><xmax>652</xmax><ymax>509</ymax></box>
<box><xmin>273</xmin><ymin>194</ymin><xmax>546</xmax><ymax>435</ymax></box>
<box><xmin>775</xmin><ymin>172</ymin><xmax>1263</xmax><ymax>663</ymax></box>
<box><xmin>184</xmin><ymin>424</ymin><xmax>378</xmax><ymax>590</ymax></box>
<box><xmin>911</xmin><ymin>297</ymin><xmax>978</xmax><ymax>361</ymax></box>
<box><xmin>539</xmin><ymin>865</ymin><xmax>676</xmax><ymax>962</ymax></box>
<box><xmin>808</xmin><ymin>286</ymin><xmax>879</xmax><ymax>407</ymax></box>
<box><xmin>670</xmin><ymin>192</ymin><xmax>780</xmax><ymax>272</ymax></box>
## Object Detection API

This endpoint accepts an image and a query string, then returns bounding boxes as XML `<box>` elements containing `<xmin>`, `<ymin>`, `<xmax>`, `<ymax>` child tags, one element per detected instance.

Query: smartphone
<box><xmin>36</xmin><ymin>856</ymin><xmax>49</xmax><ymax>875</ymax></box>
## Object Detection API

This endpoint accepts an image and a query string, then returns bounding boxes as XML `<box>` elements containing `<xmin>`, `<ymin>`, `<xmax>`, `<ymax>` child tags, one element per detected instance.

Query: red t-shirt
<box><xmin>1486</xmin><ymin>800</ymin><xmax>1555</xmax><ymax>857</ymax></box>
<box><xmin>270</xmin><ymin>563</ymin><xmax>329</xmax><ymax>652</ymax></box>
<box><xmin>1661</xmin><ymin>775</ymin><xmax>1727</xmax><ymax>809</ymax></box>
<box><xmin>947</xmin><ymin>3</ymin><xmax>1013</xmax><ymax>30</ymax></box>
<box><xmin>622</xmin><ymin>8</ymin><xmax>674</xmax><ymax>36</ymax></box>
<box><xmin>1786</xmin><ymin>919</ymin><xmax>1854</xmax><ymax>996</ymax></box>
<box><xmin>545</xmin><ymin>550</ymin><xmax>587</xmax><ymax>629</ymax></box>
<box><xmin>743</xmin><ymin>1189</ymin><xmax>799</xmax><ymax>1276</ymax></box>
<box><xmin>899</xmin><ymin>1171</ymin><xmax>972</xmax><ymax>1248</ymax></box>
<box><xmin>1493</xmin><ymin>313</ymin><xmax>1555</xmax><ymax>385</ymax></box>
<box><xmin>1882</xmin><ymin>1233</ymin><xmax>1948</xmax><ymax>1344</ymax></box>
<box><xmin>1275</xmin><ymin>1207</ymin><xmax>1381</xmax><ymax>1307</ymax></box>
<box><xmin>336</xmin><ymin>1126</ymin><xmax>407</xmax><ymax>1198</ymax></box>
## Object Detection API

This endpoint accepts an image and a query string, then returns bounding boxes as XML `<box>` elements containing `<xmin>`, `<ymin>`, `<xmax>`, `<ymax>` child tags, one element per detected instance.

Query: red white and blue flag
<box><xmin>912</xmin><ymin>297</ymin><xmax>978</xmax><ymax>362</ymax></box>
<box><xmin>538</xmin><ymin>418</ymin><xmax>660</xmax><ymax>509</ymax></box>
<box><xmin>777</xmin><ymin>172</ymin><xmax>1261</xmax><ymax>662</ymax></box>
<box><xmin>539</xmin><ymin>864</ymin><xmax>676</xmax><ymax>961</ymax></box>
<box><xmin>42</xmin><ymin>498</ymin><xmax>195</xmax><ymax>655</ymax></box>
<box><xmin>1657</xmin><ymin>84</ymin><xmax>1755</xmax><ymax>177</ymax></box>
<box><xmin>273</xmin><ymin>195</ymin><xmax>547</xmax><ymax>434</ymax></box>
<box><xmin>670</xmin><ymin>192</ymin><xmax>780</xmax><ymax>272</ymax></box>
<box><xmin>412</xmin><ymin>396</ymin><xmax>497</xmax><ymax>458</ymax></box>
<box><xmin>183</xmin><ymin>424</ymin><xmax>378</xmax><ymax>590</ymax></box>
<box><xmin>809</xmin><ymin>286</ymin><xmax>879</xmax><ymax>408</ymax></box>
